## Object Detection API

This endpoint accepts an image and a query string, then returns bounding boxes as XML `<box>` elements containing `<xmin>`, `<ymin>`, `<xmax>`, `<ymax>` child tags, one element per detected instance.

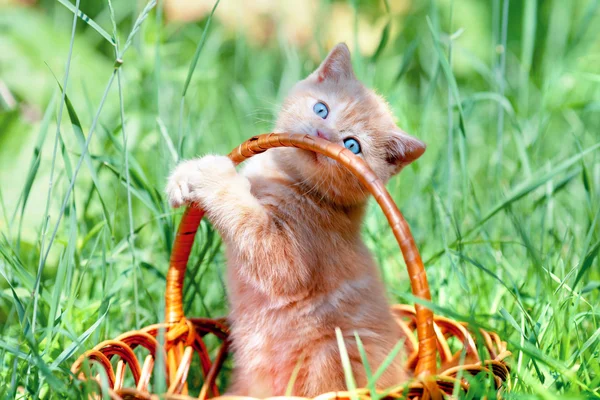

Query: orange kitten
<box><xmin>166</xmin><ymin>43</ymin><xmax>425</xmax><ymax>397</ymax></box>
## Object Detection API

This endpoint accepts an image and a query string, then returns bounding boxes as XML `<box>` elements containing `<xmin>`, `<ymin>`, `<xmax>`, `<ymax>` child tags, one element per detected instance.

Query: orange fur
<box><xmin>166</xmin><ymin>43</ymin><xmax>426</xmax><ymax>397</ymax></box>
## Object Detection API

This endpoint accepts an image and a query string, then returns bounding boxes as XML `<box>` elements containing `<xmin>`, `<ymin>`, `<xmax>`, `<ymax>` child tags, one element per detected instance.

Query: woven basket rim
<box><xmin>69</xmin><ymin>133</ymin><xmax>512</xmax><ymax>399</ymax></box>
<box><xmin>166</xmin><ymin>133</ymin><xmax>437</xmax><ymax>376</ymax></box>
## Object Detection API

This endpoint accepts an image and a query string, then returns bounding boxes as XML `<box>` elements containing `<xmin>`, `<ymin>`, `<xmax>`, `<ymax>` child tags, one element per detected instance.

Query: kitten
<box><xmin>166</xmin><ymin>43</ymin><xmax>426</xmax><ymax>397</ymax></box>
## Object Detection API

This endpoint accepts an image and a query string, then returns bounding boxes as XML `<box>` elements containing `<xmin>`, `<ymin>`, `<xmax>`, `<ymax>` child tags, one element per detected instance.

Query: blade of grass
<box><xmin>178</xmin><ymin>0</ymin><xmax>221</xmax><ymax>157</ymax></box>
<box><xmin>427</xmin><ymin>16</ymin><xmax>467</xmax><ymax>138</ymax></box>
<box><xmin>109</xmin><ymin>0</ymin><xmax>140</xmax><ymax>328</ymax></box>
<box><xmin>51</xmin><ymin>77</ymin><xmax>113</xmax><ymax>233</ymax></box>
<box><xmin>433</xmin><ymin>191</ymin><xmax>468</xmax><ymax>291</ymax></box>
<box><xmin>335</xmin><ymin>327</ymin><xmax>358</xmax><ymax>400</ymax></box>
<box><xmin>500</xmin><ymin>307</ymin><xmax>526</xmax><ymax>338</ymax></box>
<box><xmin>66</xmin><ymin>224</ymin><xmax>105</xmax><ymax>320</ymax></box>
<box><xmin>154</xmin><ymin>0</ymin><xmax>164</xmax><ymax>116</ymax></box>
<box><xmin>32</xmin><ymin>0</ymin><xmax>80</xmax><ymax>338</ymax></box>
<box><xmin>23</xmin><ymin>333</ymin><xmax>66</xmax><ymax>391</ymax></box>
<box><xmin>393</xmin><ymin>38</ymin><xmax>419</xmax><ymax>84</ymax></box>
<box><xmin>370</xmin><ymin>21</ymin><xmax>391</xmax><ymax>63</ymax></box>
<box><xmin>573</xmin><ymin>241</ymin><xmax>600</xmax><ymax>290</ymax></box>
<box><xmin>354</xmin><ymin>332</ymin><xmax>376</xmax><ymax>400</ymax></box>
<box><xmin>0</xmin><ymin>188</ymin><xmax>8</xmax><ymax>238</ymax></box>
<box><xmin>117</xmin><ymin>68</ymin><xmax>141</xmax><ymax>328</ymax></box>
<box><xmin>428</xmin><ymin>12</ymin><xmax>470</xmax><ymax>214</ymax></box>
<box><xmin>519</xmin><ymin>0</ymin><xmax>537</xmax><ymax>112</ymax></box>
<box><xmin>35</xmin><ymin>70</ymin><xmax>116</xmax><ymax>316</ymax></box>
<box><xmin>365</xmin><ymin>339</ymin><xmax>405</xmax><ymax>388</ymax></box>
<box><xmin>44</xmin><ymin>203</ymin><xmax>77</xmax><ymax>353</ymax></box>
<box><xmin>533</xmin><ymin>170</ymin><xmax>580</xmax><ymax>206</ymax></box>
<box><xmin>157</xmin><ymin>117</ymin><xmax>178</xmax><ymax>163</ymax></box>
<box><xmin>0</xmin><ymin>235</ymin><xmax>35</xmax><ymax>292</ymax></box>
<box><xmin>543</xmin><ymin>267</ymin><xmax>592</xmax><ymax>307</ymax></box>
<box><xmin>567</xmin><ymin>327</ymin><xmax>600</xmax><ymax>367</ymax></box>
<box><xmin>56</xmin><ymin>0</ymin><xmax>115</xmax><ymax>46</ymax></box>
<box><xmin>381</xmin><ymin>0</ymin><xmax>390</xmax><ymax>13</ymax></box>
<box><xmin>567</xmin><ymin>0</ymin><xmax>599</xmax><ymax>54</ymax></box>
<box><xmin>181</xmin><ymin>0</ymin><xmax>221</xmax><ymax>92</ymax></box>
<box><xmin>50</xmin><ymin>301</ymin><xmax>110</xmax><ymax>369</ymax></box>
<box><xmin>101</xmin><ymin>161</ymin><xmax>160</xmax><ymax>213</ymax></box>
<box><xmin>495</xmin><ymin>0</ymin><xmax>510</xmax><ymax>178</ymax></box>
<box><xmin>419</xmin><ymin>64</ymin><xmax>440</xmax><ymax>135</ymax></box>
<box><xmin>0</xmin><ymin>339</ymin><xmax>30</xmax><ymax>361</ymax></box>
<box><xmin>119</xmin><ymin>0</ymin><xmax>157</xmax><ymax>57</ymax></box>
<box><xmin>446</xmin><ymin>0</ymin><xmax>455</xmax><ymax>216</ymax></box>
<box><xmin>12</xmin><ymin>92</ymin><xmax>57</xmax><ymax>249</ymax></box>
<box><xmin>0</xmin><ymin>268</ymin><xmax>26</xmax><ymax>328</ymax></box>
<box><xmin>285</xmin><ymin>352</ymin><xmax>306</xmax><ymax>396</ymax></box>
<box><xmin>57</xmin><ymin>124</ymin><xmax>74</xmax><ymax>182</ymax></box>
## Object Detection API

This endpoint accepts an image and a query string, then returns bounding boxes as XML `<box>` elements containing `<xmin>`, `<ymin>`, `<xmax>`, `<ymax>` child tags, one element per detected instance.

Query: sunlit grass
<box><xmin>0</xmin><ymin>0</ymin><xmax>599</xmax><ymax>398</ymax></box>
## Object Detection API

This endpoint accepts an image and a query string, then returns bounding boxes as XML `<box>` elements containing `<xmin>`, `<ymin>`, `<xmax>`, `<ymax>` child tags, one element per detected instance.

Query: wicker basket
<box><xmin>70</xmin><ymin>133</ymin><xmax>511</xmax><ymax>399</ymax></box>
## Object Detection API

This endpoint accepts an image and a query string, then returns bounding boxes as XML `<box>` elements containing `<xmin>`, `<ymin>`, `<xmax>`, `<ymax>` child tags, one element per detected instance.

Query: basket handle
<box><xmin>166</xmin><ymin>133</ymin><xmax>436</xmax><ymax>376</ymax></box>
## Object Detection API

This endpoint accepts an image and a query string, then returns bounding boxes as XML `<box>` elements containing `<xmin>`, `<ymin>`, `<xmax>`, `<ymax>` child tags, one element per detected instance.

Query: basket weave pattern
<box><xmin>70</xmin><ymin>133</ymin><xmax>510</xmax><ymax>399</ymax></box>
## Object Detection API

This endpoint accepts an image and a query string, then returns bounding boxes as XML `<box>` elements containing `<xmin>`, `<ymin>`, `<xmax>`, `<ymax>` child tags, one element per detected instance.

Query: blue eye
<box><xmin>343</xmin><ymin>138</ymin><xmax>361</xmax><ymax>154</ymax></box>
<box><xmin>313</xmin><ymin>102</ymin><xmax>329</xmax><ymax>119</ymax></box>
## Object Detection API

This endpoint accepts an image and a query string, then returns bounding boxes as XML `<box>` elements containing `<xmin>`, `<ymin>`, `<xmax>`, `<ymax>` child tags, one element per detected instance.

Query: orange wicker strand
<box><xmin>137</xmin><ymin>355</ymin><xmax>154</xmax><ymax>392</ymax></box>
<box><xmin>70</xmin><ymin>133</ymin><xmax>511</xmax><ymax>399</ymax></box>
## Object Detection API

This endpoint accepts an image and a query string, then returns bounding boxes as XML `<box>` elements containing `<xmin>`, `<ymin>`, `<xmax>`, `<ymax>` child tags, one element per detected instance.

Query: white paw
<box><xmin>166</xmin><ymin>155</ymin><xmax>236</xmax><ymax>208</ymax></box>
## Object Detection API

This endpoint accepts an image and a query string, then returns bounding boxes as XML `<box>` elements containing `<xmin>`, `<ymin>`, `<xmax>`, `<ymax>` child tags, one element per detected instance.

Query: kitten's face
<box><xmin>274</xmin><ymin>43</ymin><xmax>425</xmax><ymax>206</ymax></box>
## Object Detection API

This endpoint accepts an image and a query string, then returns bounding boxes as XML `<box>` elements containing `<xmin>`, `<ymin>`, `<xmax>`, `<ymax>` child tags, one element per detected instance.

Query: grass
<box><xmin>1</xmin><ymin>0</ymin><xmax>599</xmax><ymax>398</ymax></box>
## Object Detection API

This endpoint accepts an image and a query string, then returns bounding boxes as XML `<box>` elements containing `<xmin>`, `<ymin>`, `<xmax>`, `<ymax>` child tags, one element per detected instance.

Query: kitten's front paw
<box><xmin>166</xmin><ymin>155</ymin><xmax>237</xmax><ymax>208</ymax></box>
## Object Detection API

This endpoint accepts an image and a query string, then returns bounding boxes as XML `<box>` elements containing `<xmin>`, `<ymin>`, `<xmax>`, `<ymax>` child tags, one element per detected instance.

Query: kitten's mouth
<box><xmin>312</xmin><ymin>151</ymin><xmax>322</xmax><ymax>163</ymax></box>
<box><xmin>313</xmin><ymin>151</ymin><xmax>337</xmax><ymax>166</ymax></box>
<box><xmin>312</xmin><ymin>130</ymin><xmax>330</xmax><ymax>164</ymax></box>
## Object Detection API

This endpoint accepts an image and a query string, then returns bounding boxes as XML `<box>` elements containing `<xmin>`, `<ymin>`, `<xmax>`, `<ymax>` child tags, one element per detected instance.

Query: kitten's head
<box><xmin>274</xmin><ymin>43</ymin><xmax>425</xmax><ymax>206</ymax></box>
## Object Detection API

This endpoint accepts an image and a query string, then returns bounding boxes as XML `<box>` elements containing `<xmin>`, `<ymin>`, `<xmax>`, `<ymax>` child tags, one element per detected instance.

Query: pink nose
<box><xmin>316</xmin><ymin>130</ymin><xmax>329</xmax><ymax>140</ymax></box>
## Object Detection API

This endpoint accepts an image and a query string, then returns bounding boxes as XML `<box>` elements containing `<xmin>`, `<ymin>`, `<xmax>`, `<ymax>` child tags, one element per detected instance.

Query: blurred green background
<box><xmin>1</xmin><ymin>0</ymin><xmax>599</xmax><ymax>398</ymax></box>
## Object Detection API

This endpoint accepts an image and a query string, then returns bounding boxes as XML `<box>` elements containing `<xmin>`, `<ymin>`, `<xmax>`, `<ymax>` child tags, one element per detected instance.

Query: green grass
<box><xmin>1</xmin><ymin>0</ymin><xmax>600</xmax><ymax>398</ymax></box>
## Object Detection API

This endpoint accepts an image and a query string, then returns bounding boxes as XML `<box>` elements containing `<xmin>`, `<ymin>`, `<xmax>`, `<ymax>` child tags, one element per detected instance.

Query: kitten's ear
<box><xmin>312</xmin><ymin>43</ymin><xmax>355</xmax><ymax>83</ymax></box>
<box><xmin>385</xmin><ymin>129</ymin><xmax>426</xmax><ymax>171</ymax></box>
